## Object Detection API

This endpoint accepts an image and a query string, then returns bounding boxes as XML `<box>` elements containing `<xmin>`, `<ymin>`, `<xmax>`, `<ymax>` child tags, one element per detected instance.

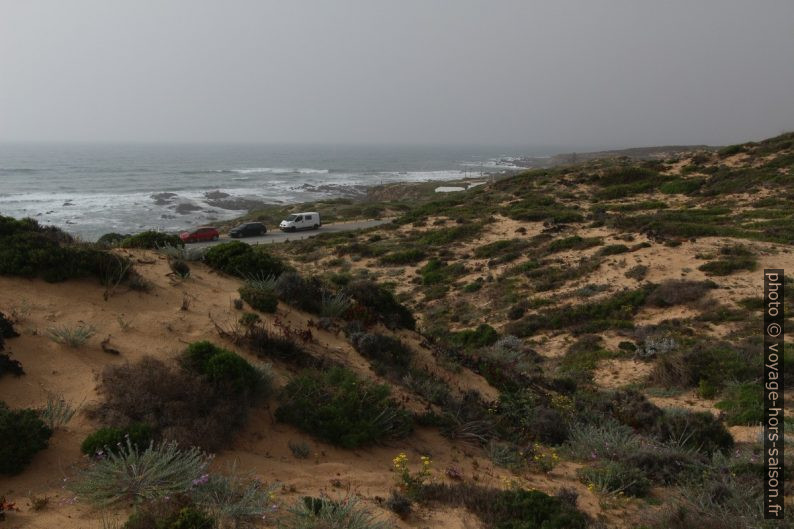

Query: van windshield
<box><xmin>286</xmin><ymin>214</ymin><xmax>298</xmax><ymax>221</ymax></box>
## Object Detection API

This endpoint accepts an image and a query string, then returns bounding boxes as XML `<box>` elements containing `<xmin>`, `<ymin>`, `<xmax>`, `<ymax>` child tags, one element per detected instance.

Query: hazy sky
<box><xmin>2</xmin><ymin>0</ymin><xmax>793</xmax><ymax>148</ymax></box>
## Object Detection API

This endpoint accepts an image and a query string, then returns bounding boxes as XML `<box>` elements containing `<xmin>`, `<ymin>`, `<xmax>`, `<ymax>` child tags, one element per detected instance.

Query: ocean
<box><xmin>0</xmin><ymin>142</ymin><xmax>542</xmax><ymax>240</ymax></box>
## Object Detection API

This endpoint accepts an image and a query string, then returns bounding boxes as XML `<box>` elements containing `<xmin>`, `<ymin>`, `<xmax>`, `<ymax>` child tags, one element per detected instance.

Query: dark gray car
<box><xmin>229</xmin><ymin>222</ymin><xmax>267</xmax><ymax>238</ymax></box>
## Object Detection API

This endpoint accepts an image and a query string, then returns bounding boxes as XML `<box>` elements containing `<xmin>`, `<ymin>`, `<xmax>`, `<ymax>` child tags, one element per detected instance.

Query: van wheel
<box><xmin>212</xmin><ymin>235</ymin><xmax>219</xmax><ymax>241</ymax></box>
<box><xmin>313</xmin><ymin>224</ymin><xmax>319</xmax><ymax>230</ymax></box>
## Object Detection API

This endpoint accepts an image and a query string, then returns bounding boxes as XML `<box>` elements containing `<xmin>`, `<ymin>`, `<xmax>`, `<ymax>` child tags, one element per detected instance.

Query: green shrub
<box><xmin>0</xmin><ymin>215</ymin><xmax>132</xmax><ymax>283</ymax></box>
<box><xmin>446</xmin><ymin>324</ymin><xmax>498</xmax><ymax>349</ymax></box>
<box><xmin>546</xmin><ymin>236</ymin><xmax>602</xmax><ymax>253</ymax></box>
<box><xmin>578</xmin><ymin>461</ymin><xmax>651</xmax><ymax>497</ymax></box>
<box><xmin>239</xmin><ymin>283</ymin><xmax>278</xmax><ymax>313</ymax></box>
<box><xmin>96</xmin><ymin>232</ymin><xmax>131</xmax><ymax>247</ymax></box>
<box><xmin>715</xmin><ymin>382</ymin><xmax>763</xmax><ymax>425</ymax></box>
<box><xmin>506</xmin><ymin>286</ymin><xmax>651</xmax><ymax>336</ymax></box>
<box><xmin>653</xmin><ymin>409</ymin><xmax>733</xmax><ymax>455</ymax></box>
<box><xmin>659</xmin><ymin>178</ymin><xmax>703</xmax><ymax>195</ymax></box>
<box><xmin>646</xmin><ymin>279</ymin><xmax>717</xmax><ymax>307</ymax></box>
<box><xmin>81</xmin><ymin>424</ymin><xmax>153</xmax><ymax>456</ymax></box>
<box><xmin>559</xmin><ymin>335</ymin><xmax>617</xmax><ymax>382</ymax></box>
<box><xmin>698</xmin><ymin>256</ymin><xmax>756</xmax><ymax>276</ymax></box>
<box><xmin>350</xmin><ymin>333</ymin><xmax>413</xmax><ymax>374</ymax></box>
<box><xmin>379</xmin><ymin>248</ymin><xmax>426</xmax><ymax>265</ymax></box>
<box><xmin>421</xmin><ymin>484</ymin><xmax>588</xmax><ymax>529</ymax></box>
<box><xmin>596</xmin><ymin>244</ymin><xmax>629</xmax><ymax>256</ymax></box>
<box><xmin>121</xmin><ymin>231</ymin><xmax>184</xmax><ymax>249</ymax></box>
<box><xmin>125</xmin><ymin>504</ymin><xmax>214</xmax><ymax>529</ymax></box>
<box><xmin>0</xmin><ymin>402</ymin><xmax>52</xmax><ymax>475</ymax></box>
<box><xmin>204</xmin><ymin>241</ymin><xmax>285</xmax><ymax>278</ymax></box>
<box><xmin>418</xmin><ymin>223</ymin><xmax>482</xmax><ymax>245</ymax></box>
<box><xmin>70</xmin><ymin>439</ymin><xmax>209</xmax><ymax>506</ymax></box>
<box><xmin>718</xmin><ymin>144</ymin><xmax>744</xmax><ymax>157</ymax></box>
<box><xmin>181</xmin><ymin>341</ymin><xmax>266</xmax><ymax>398</ymax></box>
<box><xmin>274</xmin><ymin>272</ymin><xmax>325</xmax><ymax>314</ymax></box>
<box><xmin>343</xmin><ymin>280</ymin><xmax>415</xmax><ymax>330</ymax></box>
<box><xmin>474</xmin><ymin>239</ymin><xmax>530</xmax><ymax>259</ymax></box>
<box><xmin>624</xmin><ymin>444</ymin><xmax>706</xmax><ymax>485</ymax></box>
<box><xmin>275</xmin><ymin>367</ymin><xmax>413</xmax><ymax>448</ymax></box>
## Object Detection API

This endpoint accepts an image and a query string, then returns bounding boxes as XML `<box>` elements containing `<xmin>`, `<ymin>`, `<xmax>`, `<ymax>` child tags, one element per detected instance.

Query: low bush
<box><xmin>715</xmin><ymin>382</ymin><xmax>763</xmax><ymax>425</ymax></box>
<box><xmin>342</xmin><ymin>279</ymin><xmax>415</xmax><ymax>330</ymax></box>
<box><xmin>646</xmin><ymin>279</ymin><xmax>717</xmax><ymax>307</ymax></box>
<box><xmin>506</xmin><ymin>286</ymin><xmax>651</xmax><ymax>336</ymax></box>
<box><xmin>96</xmin><ymin>232</ymin><xmax>131</xmax><ymax>247</ymax></box>
<box><xmin>624</xmin><ymin>444</ymin><xmax>706</xmax><ymax>485</ymax></box>
<box><xmin>70</xmin><ymin>439</ymin><xmax>209</xmax><ymax>506</ymax></box>
<box><xmin>88</xmin><ymin>357</ymin><xmax>251</xmax><ymax>451</ymax></box>
<box><xmin>564</xmin><ymin>420</ymin><xmax>642</xmax><ymax>461</ymax></box>
<box><xmin>578</xmin><ymin>461</ymin><xmax>651</xmax><ymax>497</ymax></box>
<box><xmin>648</xmin><ymin>343</ymin><xmax>756</xmax><ymax>392</ymax></box>
<box><xmin>596</xmin><ymin>244</ymin><xmax>630</xmax><ymax>256</ymax></box>
<box><xmin>239</xmin><ymin>283</ymin><xmax>279</xmax><ymax>313</ymax></box>
<box><xmin>474</xmin><ymin>238</ymin><xmax>531</xmax><ymax>259</ymax></box>
<box><xmin>181</xmin><ymin>341</ymin><xmax>269</xmax><ymax>401</ymax></box>
<box><xmin>447</xmin><ymin>324</ymin><xmax>498</xmax><ymax>349</ymax></box>
<box><xmin>379</xmin><ymin>248</ymin><xmax>426</xmax><ymax>265</ymax></box>
<box><xmin>0</xmin><ymin>402</ymin><xmax>52</xmax><ymax>475</ymax></box>
<box><xmin>698</xmin><ymin>256</ymin><xmax>756</xmax><ymax>276</ymax></box>
<box><xmin>121</xmin><ymin>231</ymin><xmax>184</xmax><ymax>249</ymax></box>
<box><xmin>0</xmin><ymin>215</ymin><xmax>132</xmax><ymax>283</ymax></box>
<box><xmin>276</xmin><ymin>367</ymin><xmax>413</xmax><ymax>448</ymax></box>
<box><xmin>559</xmin><ymin>335</ymin><xmax>617</xmax><ymax>382</ymax></box>
<box><xmin>204</xmin><ymin>241</ymin><xmax>285</xmax><ymax>278</ymax></box>
<box><xmin>81</xmin><ymin>423</ymin><xmax>154</xmax><ymax>456</ymax></box>
<box><xmin>546</xmin><ymin>236</ymin><xmax>602</xmax><ymax>254</ymax></box>
<box><xmin>320</xmin><ymin>291</ymin><xmax>353</xmax><ymax>318</ymax></box>
<box><xmin>420</xmin><ymin>483</ymin><xmax>588</xmax><ymax>529</ymax></box>
<box><xmin>652</xmin><ymin>409</ymin><xmax>734</xmax><ymax>455</ymax></box>
<box><xmin>123</xmin><ymin>498</ymin><xmax>214</xmax><ymax>529</ymax></box>
<box><xmin>350</xmin><ymin>333</ymin><xmax>413</xmax><ymax>374</ymax></box>
<box><xmin>274</xmin><ymin>271</ymin><xmax>325</xmax><ymax>314</ymax></box>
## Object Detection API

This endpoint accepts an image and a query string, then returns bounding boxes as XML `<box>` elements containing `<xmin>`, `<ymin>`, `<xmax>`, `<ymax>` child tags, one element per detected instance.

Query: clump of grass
<box><xmin>46</xmin><ymin>323</ymin><xmax>96</xmax><ymax>347</ymax></box>
<box><xmin>564</xmin><ymin>420</ymin><xmax>642</xmax><ymax>461</ymax></box>
<box><xmin>192</xmin><ymin>469</ymin><xmax>276</xmax><ymax>528</ymax></box>
<box><xmin>320</xmin><ymin>291</ymin><xmax>353</xmax><ymax>318</ymax></box>
<box><xmin>168</xmin><ymin>258</ymin><xmax>190</xmax><ymax>279</ymax></box>
<box><xmin>578</xmin><ymin>461</ymin><xmax>651</xmax><ymax>497</ymax></box>
<box><xmin>281</xmin><ymin>496</ymin><xmax>390</xmax><ymax>529</ymax></box>
<box><xmin>275</xmin><ymin>367</ymin><xmax>413</xmax><ymax>448</ymax></box>
<box><xmin>38</xmin><ymin>393</ymin><xmax>78</xmax><ymax>430</ymax></box>
<box><xmin>69</xmin><ymin>439</ymin><xmax>209</xmax><ymax>506</ymax></box>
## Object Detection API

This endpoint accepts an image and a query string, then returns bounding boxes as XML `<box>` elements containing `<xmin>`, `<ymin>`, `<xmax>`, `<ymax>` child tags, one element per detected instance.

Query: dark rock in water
<box><xmin>151</xmin><ymin>192</ymin><xmax>178</xmax><ymax>205</ymax></box>
<box><xmin>160</xmin><ymin>214</ymin><xmax>176</xmax><ymax>219</ymax></box>
<box><xmin>205</xmin><ymin>197</ymin><xmax>271</xmax><ymax>211</ymax></box>
<box><xmin>204</xmin><ymin>190</ymin><xmax>230</xmax><ymax>200</ymax></box>
<box><xmin>63</xmin><ymin>201</ymin><xmax>74</xmax><ymax>206</ymax></box>
<box><xmin>174</xmin><ymin>202</ymin><xmax>202</xmax><ymax>214</ymax></box>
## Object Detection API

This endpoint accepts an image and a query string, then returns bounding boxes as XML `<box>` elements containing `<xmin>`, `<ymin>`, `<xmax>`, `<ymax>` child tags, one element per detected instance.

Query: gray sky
<box><xmin>1</xmin><ymin>0</ymin><xmax>793</xmax><ymax>148</ymax></box>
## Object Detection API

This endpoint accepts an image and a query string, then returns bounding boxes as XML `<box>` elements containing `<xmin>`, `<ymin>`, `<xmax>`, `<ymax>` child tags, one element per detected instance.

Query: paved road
<box><xmin>192</xmin><ymin>218</ymin><xmax>390</xmax><ymax>249</ymax></box>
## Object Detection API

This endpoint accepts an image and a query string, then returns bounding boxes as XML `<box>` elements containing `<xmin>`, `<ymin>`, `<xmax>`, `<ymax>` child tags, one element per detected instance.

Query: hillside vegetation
<box><xmin>1</xmin><ymin>132</ymin><xmax>793</xmax><ymax>529</ymax></box>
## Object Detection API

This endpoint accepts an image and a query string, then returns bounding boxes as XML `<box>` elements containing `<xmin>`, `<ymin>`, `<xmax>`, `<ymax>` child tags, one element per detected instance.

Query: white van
<box><xmin>279</xmin><ymin>211</ymin><xmax>322</xmax><ymax>232</ymax></box>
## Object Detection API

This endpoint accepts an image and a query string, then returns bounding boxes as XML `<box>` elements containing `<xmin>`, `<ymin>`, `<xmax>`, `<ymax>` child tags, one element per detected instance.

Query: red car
<box><xmin>179</xmin><ymin>226</ymin><xmax>220</xmax><ymax>243</ymax></box>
